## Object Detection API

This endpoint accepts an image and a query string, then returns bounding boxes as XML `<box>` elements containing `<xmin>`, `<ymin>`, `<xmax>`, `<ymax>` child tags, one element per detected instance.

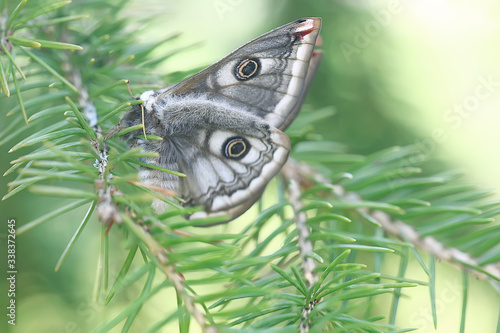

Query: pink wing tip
<box><xmin>294</xmin><ymin>17</ymin><xmax>321</xmax><ymax>39</ymax></box>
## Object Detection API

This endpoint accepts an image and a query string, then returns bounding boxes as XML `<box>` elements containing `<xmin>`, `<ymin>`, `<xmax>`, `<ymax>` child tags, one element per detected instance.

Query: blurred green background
<box><xmin>1</xmin><ymin>0</ymin><xmax>500</xmax><ymax>332</ymax></box>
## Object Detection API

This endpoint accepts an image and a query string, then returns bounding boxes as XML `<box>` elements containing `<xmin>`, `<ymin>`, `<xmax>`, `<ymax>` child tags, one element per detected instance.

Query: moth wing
<box><xmin>156</xmin><ymin>18</ymin><xmax>322</xmax><ymax>130</ymax></box>
<box><xmin>174</xmin><ymin>122</ymin><xmax>290</xmax><ymax>222</ymax></box>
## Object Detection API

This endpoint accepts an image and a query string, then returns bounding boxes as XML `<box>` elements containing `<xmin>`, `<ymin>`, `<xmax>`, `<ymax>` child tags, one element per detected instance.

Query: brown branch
<box><xmin>369</xmin><ymin>208</ymin><xmax>500</xmax><ymax>281</ymax></box>
<box><xmin>284</xmin><ymin>159</ymin><xmax>500</xmax><ymax>283</ymax></box>
<box><xmin>121</xmin><ymin>215</ymin><xmax>215</xmax><ymax>332</ymax></box>
<box><xmin>281</xmin><ymin>160</ymin><xmax>318</xmax><ymax>333</ymax></box>
<box><xmin>63</xmin><ymin>52</ymin><xmax>122</xmax><ymax>224</ymax></box>
<box><xmin>282</xmin><ymin>160</ymin><xmax>317</xmax><ymax>286</ymax></box>
<box><xmin>62</xmin><ymin>51</ymin><xmax>216</xmax><ymax>331</ymax></box>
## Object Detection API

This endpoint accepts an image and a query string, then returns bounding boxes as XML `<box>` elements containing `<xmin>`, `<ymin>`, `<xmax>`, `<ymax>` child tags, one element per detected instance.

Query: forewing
<box><xmin>157</xmin><ymin>18</ymin><xmax>322</xmax><ymax>130</ymax></box>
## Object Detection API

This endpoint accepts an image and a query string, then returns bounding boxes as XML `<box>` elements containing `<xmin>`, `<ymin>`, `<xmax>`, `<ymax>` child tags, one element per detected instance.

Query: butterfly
<box><xmin>118</xmin><ymin>18</ymin><xmax>322</xmax><ymax>223</ymax></box>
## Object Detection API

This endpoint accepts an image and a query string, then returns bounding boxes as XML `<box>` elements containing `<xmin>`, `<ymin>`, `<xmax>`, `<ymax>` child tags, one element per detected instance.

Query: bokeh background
<box><xmin>1</xmin><ymin>0</ymin><xmax>500</xmax><ymax>332</ymax></box>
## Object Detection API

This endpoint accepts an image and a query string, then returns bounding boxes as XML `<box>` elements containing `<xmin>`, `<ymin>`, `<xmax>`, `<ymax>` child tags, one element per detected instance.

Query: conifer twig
<box><xmin>284</xmin><ymin>160</ymin><xmax>500</xmax><ymax>283</ymax></box>
<box><xmin>60</xmin><ymin>42</ymin><xmax>215</xmax><ymax>331</ymax></box>
<box><xmin>282</xmin><ymin>160</ymin><xmax>318</xmax><ymax>286</ymax></box>
<box><xmin>61</xmin><ymin>49</ymin><xmax>120</xmax><ymax>223</ymax></box>
<box><xmin>282</xmin><ymin>160</ymin><xmax>318</xmax><ymax>333</ymax></box>
<box><xmin>367</xmin><ymin>207</ymin><xmax>500</xmax><ymax>281</ymax></box>
<box><xmin>121</xmin><ymin>215</ymin><xmax>214</xmax><ymax>333</ymax></box>
<box><xmin>339</xmin><ymin>186</ymin><xmax>500</xmax><ymax>282</ymax></box>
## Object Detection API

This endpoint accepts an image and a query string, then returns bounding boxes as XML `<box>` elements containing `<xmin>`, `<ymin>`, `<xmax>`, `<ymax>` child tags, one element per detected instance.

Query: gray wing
<box><xmin>135</xmin><ymin>112</ymin><xmax>290</xmax><ymax>221</ymax></box>
<box><xmin>156</xmin><ymin>18</ymin><xmax>322</xmax><ymax>131</ymax></box>
<box><xmin>175</xmin><ymin>123</ymin><xmax>290</xmax><ymax>221</ymax></box>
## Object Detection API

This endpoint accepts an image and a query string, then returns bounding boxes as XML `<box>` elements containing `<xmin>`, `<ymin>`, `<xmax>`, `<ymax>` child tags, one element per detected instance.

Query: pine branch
<box><xmin>120</xmin><ymin>214</ymin><xmax>215</xmax><ymax>333</ymax></box>
<box><xmin>282</xmin><ymin>153</ymin><xmax>500</xmax><ymax>284</ymax></box>
<box><xmin>281</xmin><ymin>160</ymin><xmax>318</xmax><ymax>333</ymax></box>
<box><xmin>369</xmin><ymin>208</ymin><xmax>500</xmax><ymax>281</ymax></box>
